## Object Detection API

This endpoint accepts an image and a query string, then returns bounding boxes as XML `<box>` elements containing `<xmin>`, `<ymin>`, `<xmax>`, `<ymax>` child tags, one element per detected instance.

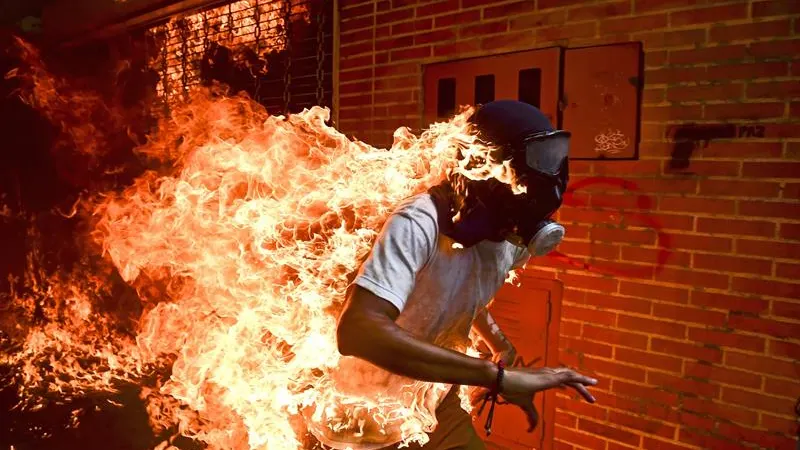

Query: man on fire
<box><xmin>336</xmin><ymin>100</ymin><xmax>597</xmax><ymax>449</ymax></box>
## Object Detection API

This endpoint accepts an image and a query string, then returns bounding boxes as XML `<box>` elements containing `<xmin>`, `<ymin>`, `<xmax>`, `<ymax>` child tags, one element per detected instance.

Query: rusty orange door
<box><xmin>423</xmin><ymin>48</ymin><xmax>562</xmax><ymax>128</ymax></box>
<box><xmin>474</xmin><ymin>276</ymin><xmax>562</xmax><ymax>450</ymax></box>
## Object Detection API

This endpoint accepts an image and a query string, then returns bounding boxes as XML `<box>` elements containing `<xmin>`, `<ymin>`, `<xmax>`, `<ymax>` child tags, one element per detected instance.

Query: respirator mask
<box><xmin>502</xmin><ymin>129</ymin><xmax>570</xmax><ymax>257</ymax></box>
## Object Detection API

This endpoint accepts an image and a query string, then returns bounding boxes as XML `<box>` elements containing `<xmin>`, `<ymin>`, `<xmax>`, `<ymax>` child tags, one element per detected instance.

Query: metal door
<box><xmin>474</xmin><ymin>277</ymin><xmax>562</xmax><ymax>450</ymax></box>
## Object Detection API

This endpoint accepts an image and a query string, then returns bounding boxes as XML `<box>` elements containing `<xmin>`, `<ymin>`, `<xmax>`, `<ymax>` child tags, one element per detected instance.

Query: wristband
<box><xmin>478</xmin><ymin>360</ymin><xmax>505</xmax><ymax>436</ymax></box>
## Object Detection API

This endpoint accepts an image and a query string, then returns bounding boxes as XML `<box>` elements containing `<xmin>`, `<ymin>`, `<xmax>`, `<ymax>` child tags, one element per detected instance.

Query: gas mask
<box><xmin>433</xmin><ymin>101</ymin><xmax>570</xmax><ymax>257</ymax></box>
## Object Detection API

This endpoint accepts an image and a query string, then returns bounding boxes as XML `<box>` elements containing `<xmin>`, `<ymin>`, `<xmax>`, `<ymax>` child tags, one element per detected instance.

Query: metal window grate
<box><xmin>147</xmin><ymin>0</ymin><xmax>333</xmax><ymax>115</ymax></box>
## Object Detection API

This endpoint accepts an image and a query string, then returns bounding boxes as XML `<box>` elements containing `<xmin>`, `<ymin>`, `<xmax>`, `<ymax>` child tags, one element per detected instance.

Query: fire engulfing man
<box><xmin>335</xmin><ymin>101</ymin><xmax>598</xmax><ymax>449</ymax></box>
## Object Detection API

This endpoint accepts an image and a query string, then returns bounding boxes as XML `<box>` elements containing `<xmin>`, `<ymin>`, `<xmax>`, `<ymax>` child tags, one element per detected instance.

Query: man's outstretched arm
<box><xmin>337</xmin><ymin>285</ymin><xmax>498</xmax><ymax>389</ymax></box>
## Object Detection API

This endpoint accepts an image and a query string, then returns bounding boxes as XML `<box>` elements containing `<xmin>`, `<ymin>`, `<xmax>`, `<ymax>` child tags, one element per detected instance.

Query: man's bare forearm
<box><xmin>337</xmin><ymin>287</ymin><xmax>498</xmax><ymax>388</ymax></box>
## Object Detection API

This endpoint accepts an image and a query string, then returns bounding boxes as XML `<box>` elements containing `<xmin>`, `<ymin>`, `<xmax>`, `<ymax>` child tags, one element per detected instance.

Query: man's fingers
<box><xmin>568</xmin><ymin>382</ymin><xmax>596</xmax><ymax>403</ymax></box>
<box><xmin>523</xmin><ymin>401</ymin><xmax>539</xmax><ymax>432</ymax></box>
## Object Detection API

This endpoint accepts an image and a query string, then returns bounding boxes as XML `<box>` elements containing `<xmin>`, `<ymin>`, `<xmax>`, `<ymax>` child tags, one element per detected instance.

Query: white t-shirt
<box><xmin>354</xmin><ymin>193</ymin><xmax>530</xmax><ymax>352</ymax></box>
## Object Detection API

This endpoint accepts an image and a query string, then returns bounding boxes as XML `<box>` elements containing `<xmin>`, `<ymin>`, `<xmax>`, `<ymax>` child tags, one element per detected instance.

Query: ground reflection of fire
<box><xmin>1</xmin><ymin>36</ymin><xmax>518</xmax><ymax>450</ymax></box>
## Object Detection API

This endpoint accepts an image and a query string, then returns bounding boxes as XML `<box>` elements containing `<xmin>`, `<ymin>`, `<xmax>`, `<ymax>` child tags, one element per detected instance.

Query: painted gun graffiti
<box><xmin>668</xmin><ymin>123</ymin><xmax>766</xmax><ymax>170</ymax></box>
<box><xmin>548</xmin><ymin>176</ymin><xmax>673</xmax><ymax>279</ymax></box>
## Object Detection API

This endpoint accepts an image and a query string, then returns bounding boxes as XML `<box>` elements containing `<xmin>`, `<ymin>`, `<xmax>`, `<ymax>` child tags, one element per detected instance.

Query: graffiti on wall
<box><xmin>668</xmin><ymin>123</ymin><xmax>766</xmax><ymax>170</ymax></box>
<box><xmin>548</xmin><ymin>176</ymin><xmax>673</xmax><ymax>279</ymax></box>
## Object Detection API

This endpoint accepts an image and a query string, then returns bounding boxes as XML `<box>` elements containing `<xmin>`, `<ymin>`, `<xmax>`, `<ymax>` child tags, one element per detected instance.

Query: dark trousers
<box><xmin>385</xmin><ymin>388</ymin><xmax>486</xmax><ymax>450</ymax></box>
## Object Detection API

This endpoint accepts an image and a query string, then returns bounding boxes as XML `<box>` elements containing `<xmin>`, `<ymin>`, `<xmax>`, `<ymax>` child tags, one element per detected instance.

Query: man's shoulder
<box><xmin>389</xmin><ymin>193</ymin><xmax>440</xmax><ymax>236</ymax></box>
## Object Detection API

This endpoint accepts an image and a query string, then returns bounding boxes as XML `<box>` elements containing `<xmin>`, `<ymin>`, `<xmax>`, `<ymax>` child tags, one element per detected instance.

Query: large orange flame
<box><xmin>3</xmin><ymin>35</ymin><xmax>519</xmax><ymax>449</ymax></box>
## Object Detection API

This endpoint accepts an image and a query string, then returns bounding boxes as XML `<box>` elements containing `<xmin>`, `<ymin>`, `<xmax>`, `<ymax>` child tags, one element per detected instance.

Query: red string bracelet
<box><xmin>477</xmin><ymin>360</ymin><xmax>506</xmax><ymax>436</ymax></box>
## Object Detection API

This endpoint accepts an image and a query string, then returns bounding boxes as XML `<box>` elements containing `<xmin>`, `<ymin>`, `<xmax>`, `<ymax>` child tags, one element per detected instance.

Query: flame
<box><xmin>4</xmin><ymin>37</ymin><xmax>520</xmax><ymax>450</ymax></box>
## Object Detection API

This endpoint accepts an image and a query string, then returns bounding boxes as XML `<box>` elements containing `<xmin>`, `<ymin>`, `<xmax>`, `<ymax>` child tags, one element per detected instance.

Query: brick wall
<box><xmin>337</xmin><ymin>0</ymin><xmax>800</xmax><ymax>449</ymax></box>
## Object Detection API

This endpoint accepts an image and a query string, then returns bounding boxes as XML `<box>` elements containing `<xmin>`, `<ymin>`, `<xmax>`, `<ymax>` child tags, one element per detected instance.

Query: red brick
<box><xmin>508</xmin><ymin>9</ymin><xmax>567</xmax><ymax>30</ymax></box>
<box><xmin>656</xmin><ymin>267</ymin><xmax>729</xmax><ymax>290</ymax></box>
<box><xmin>480</xmin><ymin>29</ymin><xmax>534</xmax><ymax>51</ymax></box>
<box><xmin>626</xmin><ymin>212</ymin><xmax>694</xmax><ymax>231</ymax></box>
<box><xmin>670</xmin><ymin>45</ymin><xmax>747</xmax><ymax>65</ymax></box>
<box><xmin>433</xmin><ymin>39</ymin><xmax>480</xmax><ymax>57</ymax></box>
<box><xmin>733</xmin><ymin>277</ymin><xmax>800</xmax><ymax>299</ymax></box>
<box><xmin>646</xmin><ymin>66</ymin><xmax>710</xmax><ymax>84</ymax></box>
<box><xmin>613</xmin><ymin>380</ymin><xmax>679</xmax><ymax>407</ymax></box>
<box><xmin>682</xmin><ymin>396</ymin><xmax>759</xmax><ymax>426</ymax></box>
<box><xmin>342</xmin><ymin>27</ymin><xmax>375</xmax><ymax>43</ymax></box>
<box><xmin>710</xmin><ymin>19</ymin><xmax>792</xmax><ymax>43</ymax></box>
<box><xmin>702</xmin><ymin>142</ymin><xmax>783</xmax><ymax>158</ymax></box>
<box><xmin>586</xmin><ymin>292</ymin><xmax>651</xmax><ymax>315</ymax></box>
<box><xmin>665</xmin><ymin>160</ymin><xmax>741</xmax><ymax>177</ymax></box>
<box><xmin>558</xmin><ymin>241</ymin><xmax>620</xmax><ymax>260</ymax></box>
<box><xmin>698</xmin><ymin>180</ymin><xmax>780</xmax><ymax>198</ymax></box>
<box><xmin>590</xmin><ymin>227</ymin><xmax>657</xmax><ymax>245</ymax></box>
<box><xmin>654</xmin><ymin>303</ymin><xmax>726</xmax><ymax>327</ymax></box>
<box><xmin>678</xmin><ymin>428</ymin><xmax>752</xmax><ymax>450</ymax></box>
<box><xmin>374</xmin><ymin>62</ymin><xmax>418</xmax><ymax>78</ymax></box>
<box><xmin>391</xmin><ymin>18</ymin><xmax>432</xmax><ymax>35</ymax></box>
<box><xmin>634</xmin><ymin>28</ymin><xmax>706</xmax><ymax>49</ymax></box>
<box><xmin>536</xmin><ymin>22</ymin><xmax>596</xmax><ymax>41</ymax></box>
<box><xmin>618</xmin><ymin>314</ymin><xmax>686</xmax><ymax>339</ymax></box>
<box><xmin>555</xmin><ymin>410</ymin><xmax>577</xmax><ymax>428</ymax></box>
<box><xmin>340</xmin><ymin>41</ymin><xmax>374</xmax><ymax>57</ymax></box>
<box><xmin>375</xmin><ymin>34</ymin><xmax>413</xmax><ymax>51</ymax></box>
<box><xmin>726</xmin><ymin>351</ymin><xmax>799</xmax><ymax>379</ymax></box>
<box><xmin>765</xmin><ymin>376</ymin><xmax>800</xmax><ymax>399</ymax></box>
<box><xmin>559</xmin><ymin>272</ymin><xmax>619</xmax><ymax>293</ymax></box>
<box><xmin>373</xmin><ymin>89</ymin><xmax>413</xmax><ymax>104</ymax></box>
<box><xmin>415</xmin><ymin>0</ymin><xmax>457</xmax><ymax>17</ymax></box>
<box><xmin>697</xmin><ymin>218</ymin><xmax>775</xmax><ymax>238</ymax></box>
<box><xmin>600</xmin><ymin>13</ymin><xmax>667</xmax><ymax>35</ymax></box>
<box><xmin>561</xmin><ymin>336</ymin><xmax>614</xmax><ymax>359</ymax></box>
<box><xmin>786</xmin><ymin>183</ymin><xmax>800</xmax><ymax>199</ymax></box>
<box><xmin>691</xmin><ymin>291</ymin><xmax>768</xmax><ymax>314</ymax></box>
<box><xmin>659</xmin><ymin>196</ymin><xmax>735</xmax><ymax>215</ymax></box>
<box><xmin>642</xmin><ymin>104</ymin><xmax>703</xmax><ymax>121</ymax></box>
<box><xmin>666</xmin><ymin>234</ymin><xmax>732</xmax><ymax>253</ymax></box>
<box><xmin>643</xmin><ymin>87</ymin><xmax>666</xmax><ymax>103</ymax></box>
<box><xmin>788</xmin><ymin>142</ymin><xmax>800</xmax><ymax>159</ymax></box>
<box><xmin>772</xmin><ymin>300</ymin><xmax>800</xmax><ymax>320</ymax></box>
<box><xmin>459</xmin><ymin>20</ymin><xmax>507</xmax><ymax>39</ymax></box>
<box><xmin>340</xmin><ymin>54</ymin><xmax>375</xmax><ymax>70</ymax></box>
<box><xmin>620</xmin><ymin>281</ymin><xmax>689</xmax><ymax>304</ymax></box>
<box><xmin>718</xmin><ymin>422</ymin><xmax>800</xmax><ymax>450</ymax></box>
<box><xmin>652</xmin><ymin>337</ymin><xmax>722</xmax><ymax>363</ymax></box>
<box><xmin>556</xmin><ymin>395</ymin><xmax>609</xmax><ymax>421</ymax></box>
<box><xmin>563</xmin><ymin>304</ymin><xmax>616</xmax><ymax>326</ymax></box>
<box><xmin>737</xmin><ymin>239</ymin><xmax>800</xmax><ymax>259</ymax></box>
<box><xmin>483</xmin><ymin>0</ymin><xmax>536</xmax><ymax>19</ymax></box>
<box><xmin>619</xmin><ymin>347</ymin><xmax>682</xmax><ymax>374</ymax></box>
<box><xmin>584</xmin><ymin>324</ymin><xmax>648</xmax><ymax>349</ymax></box>
<box><xmin>568</xmin><ymin>1</ymin><xmax>631</xmax><ymax>21</ymax></box>
<box><xmin>608</xmin><ymin>410</ymin><xmax>676</xmax><ymax>438</ymax></box>
<box><xmin>642</xmin><ymin>437</ymin><xmax>697</xmax><ymax>450</ymax></box>
<box><xmin>649</xmin><ymin>371</ymin><xmax>719</xmax><ymax>398</ymax></box>
<box><xmin>761</xmin><ymin>414</ymin><xmax>797</xmax><ymax>435</ymax></box>
<box><xmin>413</xmin><ymin>28</ymin><xmax>455</xmax><ymax>45</ymax></box>
<box><xmin>433</xmin><ymin>10</ymin><xmax>480</xmax><ymax>28</ymax></box>
<box><xmin>752</xmin><ymin>0</ymin><xmax>800</xmax><ymax>17</ymax></box>
<box><xmin>693</xmin><ymin>254</ymin><xmax>772</xmax><ymax>276</ymax></box>
<box><xmin>340</xmin><ymin>15</ymin><xmax>375</xmax><ymax>33</ymax></box>
<box><xmin>750</xmin><ymin>39</ymin><xmax>800</xmax><ymax>59</ymax></box>
<box><xmin>743</xmin><ymin>162</ymin><xmax>800</xmax><ymax>179</ymax></box>
<box><xmin>460</xmin><ymin>0</ymin><xmax>498</xmax><ymax>8</ymax></box>
<box><xmin>538</xmin><ymin>0</ymin><xmax>585</xmax><ymax>8</ymax></box>
<box><xmin>705</xmin><ymin>102</ymin><xmax>785</xmax><ymax>120</ymax></box>
<box><xmin>722</xmin><ymin>387</ymin><xmax>791</xmax><ymax>415</ymax></box>
<box><xmin>739</xmin><ymin>200</ymin><xmax>800</xmax><ymax>220</ymax></box>
<box><xmin>676</xmin><ymin>4</ymin><xmax>748</xmax><ymax>26</ymax></box>
<box><xmin>688</xmin><ymin>328</ymin><xmax>766</xmax><ymax>354</ymax></box>
<box><xmin>578</xmin><ymin>418</ymin><xmax>642</xmax><ymax>446</ymax></box>
<box><xmin>374</xmin><ymin>75</ymin><xmax>418</xmax><ymax>91</ymax></box>
<box><xmin>685</xmin><ymin>362</ymin><xmax>762</xmax><ymax>389</ymax></box>
<box><xmin>634</xmin><ymin>0</ymin><xmax>704</xmax><ymax>13</ymax></box>
<box><xmin>729</xmin><ymin>313</ymin><xmax>800</xmax><ymax>340</ymax></box>
<box><xmin>589</xmin><ymin>192</ymin><xmax>656</xmax><ymax>210</ymax></box>
<box><xmin>779</xmin><ymin>223</ymin><xmax>800</xmax><ymax>240</ymax></box>
<box><xmin>554</xmin><ymin>425</ymin><xmax>608</xmax><ymax>449</ymax></box>
<box><xmin>776</xmin><ymin>262</ymin><xmax>800</xmax><ymax>279</ymax></box>
<box><xmin>705</xmin><ymin>61</ymin><xmax>789</xmax><ymax>81</ymax></box>
<box><xmin>376</xmin><ymin>7</ymin><xmax>414</xmax><ymax>24</ymax></box>
<box><xmin>584</xmin><ymin>356</ymin><xmax>647</xmax><ymax>382</ymax></box>
<box><xmin>770</xmin><ymin>340</ymin><xmax>800</xmax><ymax>360</ymax></box>
<box><xmin>646</xmin><ymin>50</ymin><xmax>668</xmax><ymax>67</ymax></box>
<box><xmin>390</xmin><ymin>45</ymin><xmax>431</xmax><ymax>61</ymax></box>
<box><xmin>747</xmin><ymin>80</ymin><xmax>800</xmax><ymax>99</ymax></box>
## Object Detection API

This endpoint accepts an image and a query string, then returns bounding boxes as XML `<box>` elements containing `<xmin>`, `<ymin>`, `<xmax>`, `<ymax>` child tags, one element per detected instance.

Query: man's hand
<box><xmin>500</xmin><ymin>367</ymin><xmax>597</xmax><ymax>431</ymax></box>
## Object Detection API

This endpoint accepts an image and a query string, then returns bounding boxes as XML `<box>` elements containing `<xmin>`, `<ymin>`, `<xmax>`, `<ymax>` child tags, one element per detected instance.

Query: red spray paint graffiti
<box><xmin>548</xmin><ymin>176</ymin><xmax>673</xmax><ymax>278</ymax></box>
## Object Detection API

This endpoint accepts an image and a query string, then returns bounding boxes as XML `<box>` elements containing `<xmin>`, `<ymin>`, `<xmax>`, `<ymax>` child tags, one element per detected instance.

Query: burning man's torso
<box><xmin>312</xmin><ymin>194</ymin><xmax>529</xmax><ymax>449</ymax></box>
